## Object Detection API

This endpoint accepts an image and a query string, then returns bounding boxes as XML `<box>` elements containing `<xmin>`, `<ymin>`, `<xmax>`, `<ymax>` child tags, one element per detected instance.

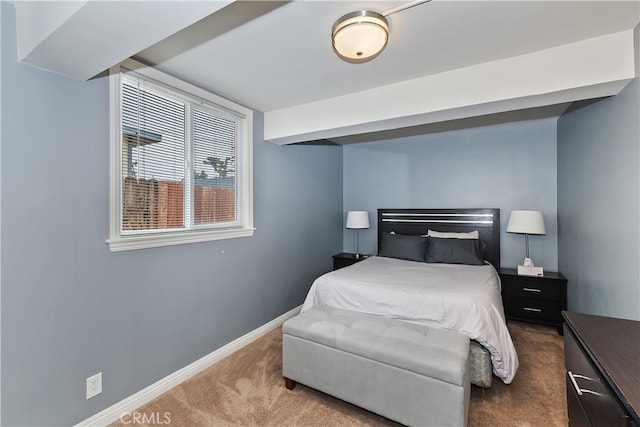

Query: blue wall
<box><xmin>0</xmin><ymin>3</ymin><xmax>343</xmax><ymax>425</ymax></box>
<box><xmin>2</xmin><ymin>1</ymin><xmax>638</xmax><ymax>424</ymax></box>
<box><xmin>342</xmin><ymin>118</ymin><xmax>559</xmax><ymax>270</ymax></box>
<box><xmin>556</xmin><ymin>26</ymin><xmax>640</xmax><ymax>321</ymax></box>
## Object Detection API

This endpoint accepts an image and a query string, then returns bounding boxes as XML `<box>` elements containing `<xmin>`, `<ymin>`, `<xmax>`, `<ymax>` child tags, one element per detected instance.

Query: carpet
<box><xmin>109</xmin><ymin>320</ymin><xmax>567</xmax><ymax>426</ymax></box>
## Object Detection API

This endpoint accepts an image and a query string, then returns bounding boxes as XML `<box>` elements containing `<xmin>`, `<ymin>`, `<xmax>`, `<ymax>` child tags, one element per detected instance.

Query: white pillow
<box><xmin>426</xmin><ymin>229</ymin><xmax>479</xmax><ymax>239</ymax></box>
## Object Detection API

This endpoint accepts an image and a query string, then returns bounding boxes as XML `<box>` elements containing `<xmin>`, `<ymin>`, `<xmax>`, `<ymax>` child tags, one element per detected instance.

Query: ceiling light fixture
<box><xmin>332</xmin><ymin>10</ymin><xmax>389</xmax><ymax>63</ymax></box>
<box><xmin>331</xmin><ymin>0</ymin><xmax>432</xmax><ymax>63</ymax></box>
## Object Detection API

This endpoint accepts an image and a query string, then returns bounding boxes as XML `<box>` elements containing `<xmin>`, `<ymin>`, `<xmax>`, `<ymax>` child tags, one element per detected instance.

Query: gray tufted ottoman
<box><xmin>282</xmin><ymin>306</ymin><xmax>470</xmax><ymax>426</ymax></box>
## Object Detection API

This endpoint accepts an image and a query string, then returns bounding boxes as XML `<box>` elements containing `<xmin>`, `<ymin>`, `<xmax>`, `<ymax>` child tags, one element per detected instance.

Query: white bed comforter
<box><xmin>301</xmin><ymin>256</ymin><xmax>519</xmax><ymax>384</ymax></box>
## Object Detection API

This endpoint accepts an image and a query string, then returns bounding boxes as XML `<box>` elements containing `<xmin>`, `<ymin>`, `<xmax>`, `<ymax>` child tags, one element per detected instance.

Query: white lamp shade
<box><xmin>506</xmin><ymin>210</ymin><xmax>546</xmax><ymax>235</ymax></box>
<box><xmin>346</xmin><ymin>211</ymin><xmax>370</xmax><ymax>229</ymax></box>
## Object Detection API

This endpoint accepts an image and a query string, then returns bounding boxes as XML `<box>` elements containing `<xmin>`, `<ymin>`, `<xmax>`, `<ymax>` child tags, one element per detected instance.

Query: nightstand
<box><xmin>500</xmin><ymin>268</ymin><xmax>567</xmax><ymax>335</ymax></box>
<box><xmin>332</xmin><ymin>253</ymin><xmax>368</xmax><ymax>270</ymax></box>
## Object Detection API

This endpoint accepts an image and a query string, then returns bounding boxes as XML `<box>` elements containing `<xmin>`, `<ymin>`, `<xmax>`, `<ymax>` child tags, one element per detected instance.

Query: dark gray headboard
<box><xmin>377</xmin><ymin>208</ymin><xmax>501</xmax><ymax>268</ymax></box>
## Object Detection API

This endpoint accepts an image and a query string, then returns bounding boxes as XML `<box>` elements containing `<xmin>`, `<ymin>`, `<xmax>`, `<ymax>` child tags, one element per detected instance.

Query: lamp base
<box><xmin>517</xmin><ymin>265</ymin><xmax>544</xmax><ymax>277</ymax></box>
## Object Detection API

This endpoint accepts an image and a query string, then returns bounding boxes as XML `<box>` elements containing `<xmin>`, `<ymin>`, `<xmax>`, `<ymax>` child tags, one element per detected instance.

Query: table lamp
<box><xmin>346</xmin><ymin>211</ymin><xmax>370</xmax><ymax>258</ymax></box>
<box><xmin>506</xmin><ymin>210</ymin><xmax>546</xmax><ymax>276</ymax></box>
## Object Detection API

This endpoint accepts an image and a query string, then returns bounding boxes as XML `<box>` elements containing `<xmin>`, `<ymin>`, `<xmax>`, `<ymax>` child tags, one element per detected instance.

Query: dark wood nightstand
<box><xmin>332</xmin><ymin>253</ymin><xmax>368</xmax><ymax>270</ymax></box>
<box><xmin>500</xmin><ymin>268</ymin><xmax>567</xmax><ymax>335</ymax></box>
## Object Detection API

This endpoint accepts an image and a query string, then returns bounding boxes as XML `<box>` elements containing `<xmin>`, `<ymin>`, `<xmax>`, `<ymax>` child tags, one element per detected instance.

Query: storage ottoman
<box><xmin>282</xmin><ymin>306</ymin><xmax>471</xmax><ymax>426</ymax></box>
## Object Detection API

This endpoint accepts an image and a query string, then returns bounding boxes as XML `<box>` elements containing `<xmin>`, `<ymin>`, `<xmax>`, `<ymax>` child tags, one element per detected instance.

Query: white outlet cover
<box><xmin>86</xmin><ymin>372</ymin><xmax>102</xmax><ymax>399</ymax></box>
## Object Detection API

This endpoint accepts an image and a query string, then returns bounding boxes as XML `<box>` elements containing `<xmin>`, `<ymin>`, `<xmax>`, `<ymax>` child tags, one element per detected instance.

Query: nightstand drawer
<box><xmin>504</xmin><ymin>296</ymin><xmax>562</xmax><ymax>322</ymax></box>
<box><xmin>502</xmin><ymin>276</ymin><xmax>562</xmax><ymax>301</ymax></box>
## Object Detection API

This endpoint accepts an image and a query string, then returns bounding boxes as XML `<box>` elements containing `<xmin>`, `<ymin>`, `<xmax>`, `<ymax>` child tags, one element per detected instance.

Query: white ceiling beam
<box><xmin>11</xmin><ymin>0</ymin><xmax>233</xmax><ymax>80</ymax></box>
<box><xmin>264</xmin><ymin>30</ymin><xmax>636</xmax><ymax>145</ymax></box>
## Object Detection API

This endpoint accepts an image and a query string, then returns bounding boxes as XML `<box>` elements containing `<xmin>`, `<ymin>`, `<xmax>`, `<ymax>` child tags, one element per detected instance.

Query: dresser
<box><xmin>562</xmin><ymin>311</ymin><xmax>640</xmax><ymax>427</ymax></box>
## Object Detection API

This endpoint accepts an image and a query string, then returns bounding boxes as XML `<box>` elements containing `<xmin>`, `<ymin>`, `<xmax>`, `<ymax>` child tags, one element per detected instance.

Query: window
<box><xmin>108</xmin><ymin>59</ymin><xmax>253</xmax><ymax>251</ymax></box>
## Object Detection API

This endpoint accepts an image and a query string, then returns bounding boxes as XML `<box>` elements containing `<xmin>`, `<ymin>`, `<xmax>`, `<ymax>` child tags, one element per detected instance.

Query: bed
<box><xmin>301</xmin><ymin>208</ymin><xmax>519</xmax><ymax>385</ymax></box>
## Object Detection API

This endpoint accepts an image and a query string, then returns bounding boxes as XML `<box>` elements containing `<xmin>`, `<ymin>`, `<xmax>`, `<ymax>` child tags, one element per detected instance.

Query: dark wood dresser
<box><xmin>562</xmin><ymin>311</ymin><xmax>640</xmax><ymax>427</ymax></box>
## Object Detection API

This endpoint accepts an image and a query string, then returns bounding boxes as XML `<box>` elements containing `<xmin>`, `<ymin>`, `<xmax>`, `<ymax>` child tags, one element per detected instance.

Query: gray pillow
<box><xmin>425</xmin><ymin>237</ymin><xmax>485</xmax><ymax>265</ymax></box>
<box><xmin>378</xmin><ymin>233</ymin><xmax>428</xmax><ymax>262</ymax></box>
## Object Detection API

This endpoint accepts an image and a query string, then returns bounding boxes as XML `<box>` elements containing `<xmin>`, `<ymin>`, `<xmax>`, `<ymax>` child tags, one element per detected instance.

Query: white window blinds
<box><xmin>109</xmin><ymin>60</ymin><xmax>253</xmax><ymax>251</ymax></box>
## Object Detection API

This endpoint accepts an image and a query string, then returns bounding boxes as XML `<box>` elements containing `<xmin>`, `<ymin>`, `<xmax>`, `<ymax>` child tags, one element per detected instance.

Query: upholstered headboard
<box><xmin>377</xmin><ymin>208</ymin><xmax>501</xmax><ymax>268</ymax></box>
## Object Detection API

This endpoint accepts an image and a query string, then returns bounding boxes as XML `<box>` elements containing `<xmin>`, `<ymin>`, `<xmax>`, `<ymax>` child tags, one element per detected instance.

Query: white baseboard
<box><xmin>75</xmin><ymin>305</ymin><xmax>302</xmax><ymax>427</ymax></box>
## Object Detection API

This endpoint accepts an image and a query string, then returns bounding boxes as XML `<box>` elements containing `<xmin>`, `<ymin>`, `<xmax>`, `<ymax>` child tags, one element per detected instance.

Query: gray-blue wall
<box><xmin>3</xmin><ymin>1</ymin><xmax>639</xmax><ymax>424</ymax></box>
<box><xmin>556</xmin><ymin>25</ymin><xmax>640</xmax><ymax>321</ymax></box>
<box><xmin>342</xmin><ymin>118</ymin><xmax>559</xmax><ymax>270</ymax></box>
<box><xmin>0</xmin><ymin>3</ymin><xmax>342</xmax><ymax>425</ymax></box>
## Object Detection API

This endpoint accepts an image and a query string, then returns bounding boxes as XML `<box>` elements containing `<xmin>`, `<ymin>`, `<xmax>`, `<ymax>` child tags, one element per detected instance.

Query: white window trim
<box><xmin>107</xmin><ymin>59</ymin><xmax>254</xmax><ymax>252</ymax></box>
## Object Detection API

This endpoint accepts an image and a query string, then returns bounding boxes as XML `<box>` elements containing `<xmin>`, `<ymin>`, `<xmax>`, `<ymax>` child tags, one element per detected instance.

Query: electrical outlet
<box><xmin>86</xmin><ymin>372</ymin><xmax>102</xmax><ymax>399</ymax></box>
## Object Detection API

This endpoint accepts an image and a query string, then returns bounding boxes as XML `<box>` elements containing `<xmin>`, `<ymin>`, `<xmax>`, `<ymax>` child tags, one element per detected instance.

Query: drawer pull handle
<box><xmin>572</xmin><ymin>373</ymin><xmax>597</xmax><ymax>382</ymax></box>
<box><xmin>523</xmin><ymin>287</ymin><xmax>542</xmax><ymax>293</ymax></box>
<box><xmin>568</xmin><ymin>371</ymin><xmax>604</xmax><ymax>397</ymax></box>
<box><xmin>580</xmin><ymin>389</ymin><xmax>603</xmax><ymax>396</ymax></box>
<box><xmin>568</xmin><ymin>371</ymin><xmax>582</xmax><ymax>396</ymax></box>
<box><xmin>523</xmin><ymin>307</ymin><xmax>542</xmax><ymax>312</ymax></box>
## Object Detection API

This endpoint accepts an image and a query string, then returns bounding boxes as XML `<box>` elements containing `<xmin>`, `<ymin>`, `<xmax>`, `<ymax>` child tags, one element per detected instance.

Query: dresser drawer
<box><xmin>504</xmin><ymin>296</ymin><xmax>562</xmax><ymax>322</ymax></box>
<box><xmin>502</xmin><ymin>276</ymin><xmax>562</xmax><ymax>300</ymax></box>
<box><xmin>564</xmin><ymin>325</ymin><xmax>629</xmax><ymax>427</ymax></box>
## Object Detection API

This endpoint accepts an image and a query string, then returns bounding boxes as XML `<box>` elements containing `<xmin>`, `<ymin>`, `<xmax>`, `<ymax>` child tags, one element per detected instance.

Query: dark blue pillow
<box><xmin>378</xmin><ymin>233</ymin><xmax>428</xmax><ymax>262</ymax></box>
<box><xmin>425</xmin><ymin>237</ymin><xmax>485</xmax><ymax>265</ymax></box>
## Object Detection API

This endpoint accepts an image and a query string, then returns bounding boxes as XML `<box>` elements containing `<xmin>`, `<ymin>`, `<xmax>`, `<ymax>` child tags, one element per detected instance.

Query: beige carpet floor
<box><xmin>110</xmin><ymin>320</ymin><xmax>567</xmax><ymax>427</ymax></box>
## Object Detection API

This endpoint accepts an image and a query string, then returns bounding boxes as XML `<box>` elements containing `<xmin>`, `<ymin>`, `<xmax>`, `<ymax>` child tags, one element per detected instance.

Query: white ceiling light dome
<box><xmin>332</xmin><ymin>10</ymin><xmax>389</xmax><ymax>63</ymax></box>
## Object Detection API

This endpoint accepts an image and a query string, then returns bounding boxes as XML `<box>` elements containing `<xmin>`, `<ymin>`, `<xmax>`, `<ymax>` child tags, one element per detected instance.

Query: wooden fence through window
<box><xmin>122</xmin><ymin>177</ymin><xmax>235</xmax><ymax>231</ymax></box>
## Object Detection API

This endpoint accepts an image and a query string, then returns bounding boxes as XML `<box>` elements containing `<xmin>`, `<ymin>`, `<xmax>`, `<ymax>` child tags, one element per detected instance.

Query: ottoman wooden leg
<box><xmin>284</xmin><ymin>377</ymin><xmax>296</xmax><ymax>390</ymax></box>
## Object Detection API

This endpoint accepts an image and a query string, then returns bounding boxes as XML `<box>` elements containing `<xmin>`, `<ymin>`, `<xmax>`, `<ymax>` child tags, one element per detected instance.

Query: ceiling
<box><xmin>136</xmin><ymin>0</ymin><xmax>639</xmax><ymax>112</ymax></box>
<box><xmin>10</xmin><ymin>1</ymin><xmax>640</xmax><ymax>144</ymax></box>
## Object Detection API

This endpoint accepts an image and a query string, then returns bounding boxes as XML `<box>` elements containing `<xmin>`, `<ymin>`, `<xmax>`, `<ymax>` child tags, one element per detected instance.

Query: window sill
<box><xmin>107</xmin><ymin>228</ymin><xmax>255</xmax><ymax>252</ymax></box>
